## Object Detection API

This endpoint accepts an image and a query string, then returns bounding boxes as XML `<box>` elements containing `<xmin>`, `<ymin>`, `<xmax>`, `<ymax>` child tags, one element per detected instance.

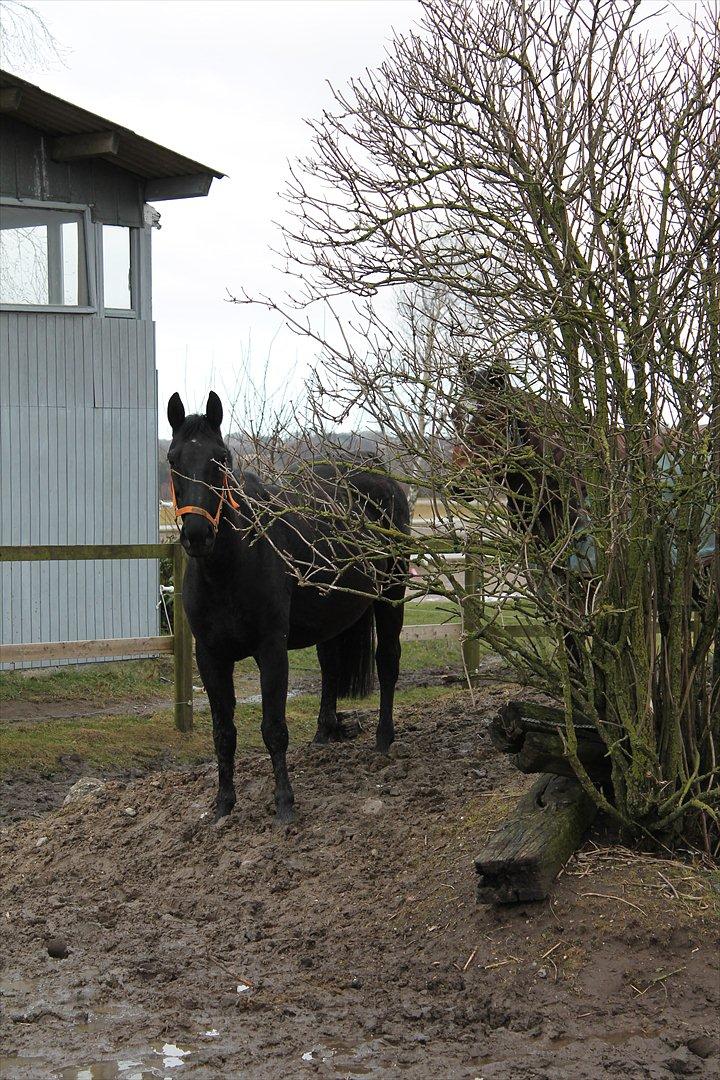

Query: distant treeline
<box><xmin>158</xmin><ymin>431</ymin><xmax>452</xmax><ymax>500</ymax></box>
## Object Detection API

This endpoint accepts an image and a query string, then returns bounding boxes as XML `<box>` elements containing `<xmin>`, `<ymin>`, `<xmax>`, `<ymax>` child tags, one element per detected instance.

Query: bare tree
<box><xmin>0</xmin><ymin>1</ymin><xmax>65</xmax><ymax>71</ymax></box>
<box><xmin>239</xmin><ymin>0</ymin><xmax>719</xmax><ymax>844</ymax></box>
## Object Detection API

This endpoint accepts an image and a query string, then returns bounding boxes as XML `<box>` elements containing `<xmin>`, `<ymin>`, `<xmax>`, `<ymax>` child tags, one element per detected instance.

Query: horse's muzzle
<box><xmin>179</xmin><ymin>516</ymin><xmax>216</xmax><ymax>557</ymax></box>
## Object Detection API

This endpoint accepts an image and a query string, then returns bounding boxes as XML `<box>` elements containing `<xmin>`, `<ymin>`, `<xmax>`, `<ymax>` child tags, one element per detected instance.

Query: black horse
<box><xmin>167</xmin><ymin>391</ymin><xmax>409</xmax><ymax>823</ymax></box>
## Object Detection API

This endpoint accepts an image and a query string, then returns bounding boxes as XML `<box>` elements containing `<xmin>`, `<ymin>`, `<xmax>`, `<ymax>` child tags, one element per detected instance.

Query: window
<box><xmin>102</xmin><ymin>224</ymin><xmax>133</xmax><ymax>310</ymax></box>
<box><xmin>0</xmin><ymin>205</ymin><xmax>89</xmax><ymax>306</ymax></box>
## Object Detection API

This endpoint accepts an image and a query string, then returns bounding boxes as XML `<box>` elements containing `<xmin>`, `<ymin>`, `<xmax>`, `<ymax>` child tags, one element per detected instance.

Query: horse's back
<box><xmin>307</xmin><ymin>460</ymin><xmax>410</xmax><ymax>534</ymax></box>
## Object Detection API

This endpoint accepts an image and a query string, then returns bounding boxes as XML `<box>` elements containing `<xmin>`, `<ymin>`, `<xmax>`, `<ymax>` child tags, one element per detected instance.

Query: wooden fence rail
<box><xmin>0</xmin><ymin>543</ymin><xmax>194</xmax><ymax>733</ymax></box>
<box><xmin>1</xmin><ymin>545</ymin><xmax>525</xmax><ymax>732</ymax></box>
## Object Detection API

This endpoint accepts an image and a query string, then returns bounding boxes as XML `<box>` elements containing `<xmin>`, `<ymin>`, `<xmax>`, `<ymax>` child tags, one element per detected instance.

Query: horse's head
<box><xmin>167</xmin><ymin>391</ymin><xmax>233</xmax><ymax>557</ymax></box>
<box><xmin>457</xmin><ymin>358</ymin><xmax>506</xmax><ymax>398</ymax></box>
<box><xmin>452</xmin><ymin>360</ymin><xmax>512</xmax><ymax>460</ymax></box>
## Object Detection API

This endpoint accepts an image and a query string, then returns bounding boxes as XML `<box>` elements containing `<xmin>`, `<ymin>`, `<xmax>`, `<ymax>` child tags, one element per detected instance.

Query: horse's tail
<box><xmin>335</xmin><ymin>606</ymin><xmax>376</xmax><ymax>699</ymax></box>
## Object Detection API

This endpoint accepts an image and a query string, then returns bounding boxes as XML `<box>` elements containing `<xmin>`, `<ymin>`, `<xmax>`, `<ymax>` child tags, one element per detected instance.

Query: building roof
<box><xmin>0</xmin><ymin>70</ymin><xmax>224</xmax><ymax>200</ymax></box>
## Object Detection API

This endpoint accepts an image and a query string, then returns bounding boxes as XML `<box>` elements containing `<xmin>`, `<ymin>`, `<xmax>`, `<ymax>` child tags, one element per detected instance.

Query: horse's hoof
<box><xmin>375</xmin><ymin>739</ymin><xmax>393</xmax><ymax>755</ymax></box>
<box><xmin>214</xmin><ymin>798</ymin><xmax>236</xmax><ymax>823</ymax></box>
<box><xmin>274</xmin><ymin>805</ymin><xmax>296</xmax><ymax>826</ymax></box>
<box><xmin>313</xmin><ymin>720</ymin><xmax>361</xmax><ymax>744</ymax></box>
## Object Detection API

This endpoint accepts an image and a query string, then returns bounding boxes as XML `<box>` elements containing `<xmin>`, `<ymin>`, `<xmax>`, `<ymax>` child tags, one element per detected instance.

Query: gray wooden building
<box><xmin>0</xmin><ymin>71</ymin><xmax>223</xmax><ymax>666</ymax></box>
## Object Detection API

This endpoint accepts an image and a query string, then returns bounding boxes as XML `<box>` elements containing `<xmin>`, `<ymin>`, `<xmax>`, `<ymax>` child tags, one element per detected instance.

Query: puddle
<box><xmin>59</xmin><ymin>1063</ymin><xmax>146</xmax><ymax>1079</ymax></box>
<box><xmin>49</xmin><ymin>1039</ymin><xmax>197</xmax><ymax>1079</ymax></box>
<box><xmin>0</xmin><ymin>1041</ymin><xmax>379</xmax><ymax>1080</ymax></box>
<box><xmin>155</xmin><ymin>1044</ymin><xmax>191</xmax><ymax>1070</ymax></box>
<box><xmin>0</xmin><ymin>1058</ymin><xmax>49</xmax><ymax>1079</ymax></box>
<box><xmin>549</xmin><ymin>1028</ymin><xmax>661</xmax><ymax>1051</ymax></box>
<box><xmin>300</xmin><ymin>1041</ymin><xmax>378</xmax><ymax>1076</ymax></box>
<box><xmin>239</xmin><ymin>689</ymin><xmax>301</xmax><ymax>705</ymax></box>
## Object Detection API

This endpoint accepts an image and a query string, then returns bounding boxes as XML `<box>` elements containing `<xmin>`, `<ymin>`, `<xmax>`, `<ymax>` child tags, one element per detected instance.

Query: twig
<box><xmin>657</xmin><ymin>871</ymin><xmax>679</xmax><ymax>899</ymax></box>
<box><xmin>580</xmin><ymin>892</ymin><xmax>648</xmax><ymax>916</ymax></box>
<box><xmin>631</xmin><ymin>965</ymin><xmax>686</xmax><ymax>997</ymax></box>
<box><xmin>462</xmin><ymin>947</ymin><xmax>478</xmax><ymax>971</ymax></box>
<box><xmin>207</xmin><ymin>951</ymin><xmax>254</xmax><ymax>988</ymax></box>
<box><xmin>483</xmin><ymin>955</ymin><xmax>521</xmax><ymax>970</ymax></box>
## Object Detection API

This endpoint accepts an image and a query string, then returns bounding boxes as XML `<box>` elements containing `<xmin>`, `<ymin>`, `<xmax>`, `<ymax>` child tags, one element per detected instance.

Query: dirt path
<box><xmin>1</xmin><ymin>685</ymin><xmax>718</xmax><ymax>1079</ymax></box>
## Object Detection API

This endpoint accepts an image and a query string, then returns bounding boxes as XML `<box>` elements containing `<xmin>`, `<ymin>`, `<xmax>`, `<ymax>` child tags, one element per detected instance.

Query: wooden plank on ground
<box><xmin>0</xmin><ymin>636</ymin><xmax>174</xmax><ymax>663</ymax></box>
<box><xmin>490</xmin><ymin>700</ymin><xmax>610</xmax><ymax>783</ymax></box>
<box><xmin>475</xmin><ymin>773</ymin><xmax>597</xmax><ymax>904</ymax></box>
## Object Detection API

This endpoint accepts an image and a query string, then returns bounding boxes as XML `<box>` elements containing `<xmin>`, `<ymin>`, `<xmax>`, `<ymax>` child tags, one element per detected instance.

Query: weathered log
<box><xmin>490</xmin><ymin>700</ymin><xmax>610</xmax><ymax>783</ymax></box>
<box><xmin>475</xmin><ymin>773</ymin><xmax>597</xmax><ymax>904</ymax></box>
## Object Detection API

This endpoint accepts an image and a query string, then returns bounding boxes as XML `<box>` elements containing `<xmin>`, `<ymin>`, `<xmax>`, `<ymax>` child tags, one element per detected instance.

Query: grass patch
<box><xmin>404</xmin><ymin>600</ymin><xmax>460</xmax><ymax>625</ymax></box>
<box><xmin>0</xmin><ymin>684</ymin><xmax>459</xmax><ymax>777</ymax></box>
<box><xmin>0</xmin><ymin>599</ymin><xmax>465</xmax><ymax>776</ymax></box>
<box><xmin>1</xmin><ymin>611</ymin><xmax>464</xmax><ymax>709</ymax></box>
<box><xmin>0</xmin><ymin>657</ymin><xmax>176</xmax><ymax>704</ymax></box>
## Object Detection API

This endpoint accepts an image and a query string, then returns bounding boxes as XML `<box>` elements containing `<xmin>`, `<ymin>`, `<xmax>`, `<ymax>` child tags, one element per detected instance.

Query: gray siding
<box><xmin>0</xmin><ymin>313</ymin><xmax>159</xmax><ymax>665</ymax></box>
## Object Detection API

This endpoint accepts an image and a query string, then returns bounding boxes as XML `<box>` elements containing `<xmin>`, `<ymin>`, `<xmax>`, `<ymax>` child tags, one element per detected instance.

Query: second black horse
<box><xmin>167</xmin><ymin>391</ymin><xmax>409</xmax><ymax>823</ymax></box>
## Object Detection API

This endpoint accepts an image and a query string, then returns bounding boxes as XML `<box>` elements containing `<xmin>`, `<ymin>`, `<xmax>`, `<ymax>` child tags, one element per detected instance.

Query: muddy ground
<box><xmin>1</xmin><ymin>679</ymin><xmax>719</xmax><ymax>1079</ymax></box>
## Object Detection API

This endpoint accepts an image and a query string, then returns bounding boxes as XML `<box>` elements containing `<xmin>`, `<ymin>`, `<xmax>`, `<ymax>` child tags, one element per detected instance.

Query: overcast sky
<box><xmin>9</xmin><ymin>0</ymin><xmax>421</xmax><ymax>433</ymax></box>
<box><xmin>7</xmin><ymin>0</ymin><xmax>697</xmax><ymax>436</ymax></box>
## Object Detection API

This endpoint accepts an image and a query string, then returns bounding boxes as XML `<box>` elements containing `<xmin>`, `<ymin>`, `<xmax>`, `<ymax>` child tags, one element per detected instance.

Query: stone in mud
<box><xmin>666</xmin><ymin>1050</ymin><xmax>700</xmax><ymax>1076</ymax></box>
<box><xmin>46</xmin><ymin>936</ymin><xmax>69</xmax><ymax>959</ymax></box>
<box><xmin>361</xmin><ymin>798</ymin><xmax>384</xmax><ymax>815</ymax></box>
<box><xmin>686</xmin><ymin>1035</ymin><xmax>719</xmax><ymax>1060</ymax></box>
<box><xmin>63</xmin><ymin>777</ymin><xmax>106</xmax><ymax>805</ymax></box>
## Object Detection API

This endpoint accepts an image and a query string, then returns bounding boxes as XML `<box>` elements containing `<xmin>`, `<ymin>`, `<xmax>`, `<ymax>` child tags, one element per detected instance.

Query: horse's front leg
<box><xmin>255</xmin><ymin>640</ymin><xmax>295</xmax><ymax>824</ymax></box>
<box><xmin>196</xmin><ymin>641</ymin><xmax>237</xmax><ymax>820</ymax></box>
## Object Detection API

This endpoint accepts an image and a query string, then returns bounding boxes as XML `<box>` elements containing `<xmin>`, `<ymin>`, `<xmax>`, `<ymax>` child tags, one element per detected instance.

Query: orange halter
<box><xmin>169</xmin><ymin>471</ymin><xmax>241</xmax><ymax>532</ymax></box>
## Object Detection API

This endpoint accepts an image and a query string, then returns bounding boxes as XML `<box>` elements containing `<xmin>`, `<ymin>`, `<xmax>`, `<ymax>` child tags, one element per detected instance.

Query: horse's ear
<box><xmin>206</xmin><ymin>391</ymin><xmax>223</xmax><ymax>431</ymax></box>
<box><xmin>167</xmin><ymin>393</ymin><xmax>185</xmax><ymax>432</ymax></box>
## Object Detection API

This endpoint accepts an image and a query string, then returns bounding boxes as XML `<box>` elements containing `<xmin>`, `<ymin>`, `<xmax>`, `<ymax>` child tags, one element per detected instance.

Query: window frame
<box><xmin>0</xmin><ymin>198</ymin><xmax>98</xmax><ymax>314</ymax></box>
<box><xmin>98</xmin><ymin>223</ymin><xmax>140</xmax><ymax>319</ymax></box>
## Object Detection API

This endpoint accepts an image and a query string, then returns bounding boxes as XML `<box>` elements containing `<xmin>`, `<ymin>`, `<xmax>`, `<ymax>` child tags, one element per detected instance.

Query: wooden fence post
<box><xmin>172</xmin><ymin>543</ymin><xmax>193</xmax><ymax>732</ymax></box>
<box><xmin>462</xmin><ymin>554</ymin><xmax>481</xmax><ymax>680</ymax></box>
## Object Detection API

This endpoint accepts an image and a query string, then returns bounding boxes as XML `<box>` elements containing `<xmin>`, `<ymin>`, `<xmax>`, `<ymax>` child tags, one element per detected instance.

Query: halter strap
<box><xmin>170</xmin><ymin>471</ymin><xmax>241</xmax><ymax>533</ymax></box>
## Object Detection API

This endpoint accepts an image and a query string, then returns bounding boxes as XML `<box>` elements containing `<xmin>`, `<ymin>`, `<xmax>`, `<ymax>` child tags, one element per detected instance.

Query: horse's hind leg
<box><xmin>313</xmin><ymin>640</ymin><xmax>340</xmax><ymax>743</ymax></box>
<box><xmin>196</xmin><ymin>641</ymin><xmax>237</xmax><ymax>821</ymax></box>
<box><xmin>313</xmin><ymin>639</ymin><xmax>358</xmax><ymax>743</ymax></box>
<box><xmin>374</xmin><ymin>587</ymin><xmax>404</xmax><ymax>754</ymax></box>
